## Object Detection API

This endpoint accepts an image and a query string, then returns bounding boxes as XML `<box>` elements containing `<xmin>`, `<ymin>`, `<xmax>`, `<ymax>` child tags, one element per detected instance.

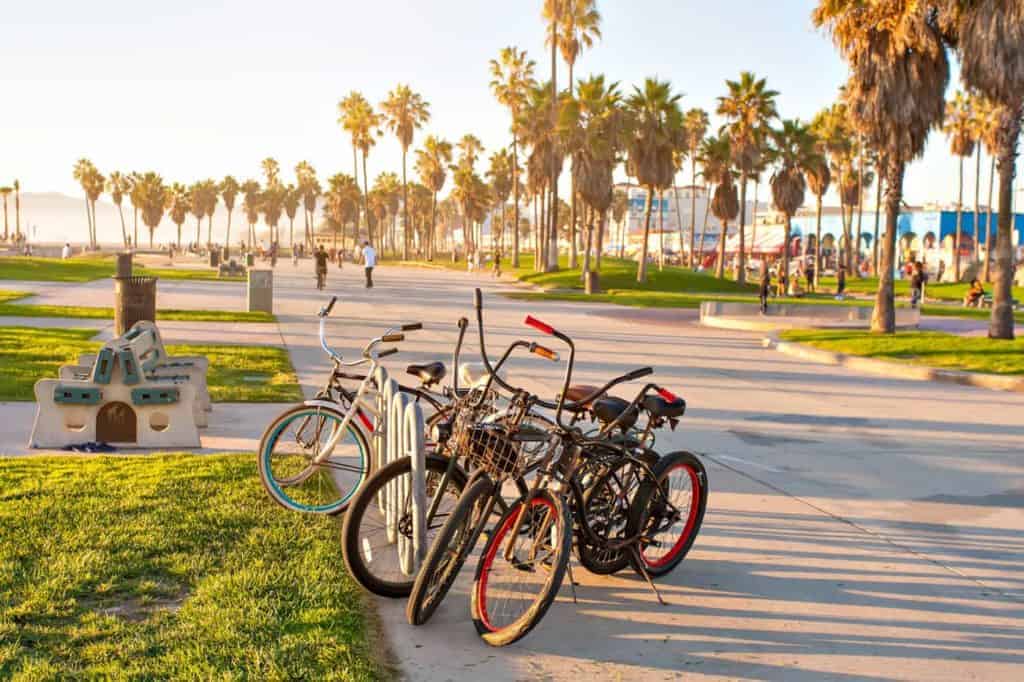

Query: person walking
<box><xmin>835</xmin><ymin>265</ymin><xmax>847</xmax><ymax>300</ymax></box>
<box><xmin>910</xmin><ymin>261</ymin><xmax>926</xmax><ymax>308</ymax></box>
<box><xmin>314</xmin><ymin>243</ymin><xmax>328</xmax><ymax>290</ymax></box>
<box><xmin>805</xmin><ymin>260</ymin><xmax>815</xmax><ymax>293</ymax></box>
<box><xmin>759</xmin><ymin>267</ymin><xmax>772</xmax><ymax>314</ymax></box>
<box><xmin>61</xmin><ymin>242</ymin><xmax>71</xmax><ymax>260</ymax></box>
<box><xmin>360</xmin><ymin>240</ymin><xmax>377</xmax><ymax>288</ymax></box>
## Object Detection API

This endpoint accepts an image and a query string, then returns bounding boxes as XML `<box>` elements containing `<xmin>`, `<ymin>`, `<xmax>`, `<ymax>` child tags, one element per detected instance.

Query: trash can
<box><xmin>245</xmin><ymin>253</ymin><xmax>255</xmax><ymax>267</ymax></box>
<box><xmin>209</xmin><ymin>249</ymin><xmax>220</xmax><ymax>268</ymax></box>
<box><xmin>247</xmin><ymin>269</ymin><xmax>273</xmax><ymax>313</ymax></box>
<box><xmin>116</xmin><ymin>253</ymin><xmax>133</xmax><ymax>279</ymax></box>
<box><xmin>113</xmin><ymin>275</ymin><xmax>157</xmax><ymax>336</ymax></box>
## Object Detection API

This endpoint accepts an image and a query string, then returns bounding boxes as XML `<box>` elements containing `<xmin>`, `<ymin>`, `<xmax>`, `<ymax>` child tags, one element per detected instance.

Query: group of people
<box><xmin>314</xmin><ymin>241</ymin><xmax>377</xmax><ymax>290</ymax></box>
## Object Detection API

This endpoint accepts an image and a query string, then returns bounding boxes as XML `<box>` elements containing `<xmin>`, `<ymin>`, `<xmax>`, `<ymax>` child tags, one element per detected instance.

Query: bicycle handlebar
<box><xmin>319</xmin><ymin>296</ymin><xmax>338</xmax><ymax>319</ymax></box>
<box><xmin>381</xmin><ymin>333</ymin><xmax>405</xmax><ymax>343</ymax></box>
<box><xmin>378</xmin><ymin>348</ymin><xmax>399</xmax><ymax>358</ymax></box>
<box><xmin>530</xmin><ymin>343</ymin><xmax>560</xmax><ymax>362</ymax></box>
<box><xmin>402</xmin><ymin>322</ymin><xmax>423</xmax><ymax>332</ymax></box>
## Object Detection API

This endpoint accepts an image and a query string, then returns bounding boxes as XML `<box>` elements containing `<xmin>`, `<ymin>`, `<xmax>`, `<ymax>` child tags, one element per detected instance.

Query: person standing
<box><xmin>836</xmin><ymin>265</ymin><xmax>847</xmax><ymax>299</ymax></box>
<box><xmin>314</xmin><ymin>243</ymin><xmax>328</xmax><ymax>290</ymax></box>
<box><xmin>61</xmin><ymin>242</ymin><xmax>72</xmax><ymax>260</ymax></box>
<box><xmin>805</xmin><ymin>260</ymin><xmax>815</xmax><ymax>293</ymax></box>
<box><xmin>910</xmin><ymin>261</ymin><xmax>926</xmax><ymax>308</ymax></box>
<box><xmin>360</xmin><ymin>240</ymin><xmax>377</xmax><ymax>288</ymax></box>
<box><xmin>759</xmin><ymin>267</ymin><xmax>772</xmax><ymax>314</ymax></box>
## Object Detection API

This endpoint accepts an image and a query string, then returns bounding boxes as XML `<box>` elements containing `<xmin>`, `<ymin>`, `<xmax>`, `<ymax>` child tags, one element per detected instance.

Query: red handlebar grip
<box><xmin>524</xmin><ymin>315</ymin><xmax>555</xmax><ymax>336</ymax></box>
<box><xmin>657</xmin><ymin>387</ymin><xmax>679</xmax><ymax>402</ymax></box>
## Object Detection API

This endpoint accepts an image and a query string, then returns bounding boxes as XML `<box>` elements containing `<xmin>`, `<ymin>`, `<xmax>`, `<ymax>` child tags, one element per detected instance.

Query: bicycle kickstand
<box><xmin>630</xmin><ymin>546</ymin><xmax>667</xmax><ymax>606</ymax></box>
<box><xmin>565</xmin><ymin>557</ymin><xmax>579</xmax><ymax>605</ymax></box>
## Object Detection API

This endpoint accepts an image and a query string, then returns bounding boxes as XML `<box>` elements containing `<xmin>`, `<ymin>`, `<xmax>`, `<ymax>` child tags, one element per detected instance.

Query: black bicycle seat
<box><xmin>406</xmin><ymin>361</ymin><xmax>446</xmax><ymax>386</ymax></box>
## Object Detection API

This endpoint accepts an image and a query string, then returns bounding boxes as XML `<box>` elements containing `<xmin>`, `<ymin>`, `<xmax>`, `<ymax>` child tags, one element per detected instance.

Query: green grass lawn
<box><xmin>0</xmin><ymin>327</ymin><xmax>301</xmax><ymax>402</ymax></box>
<box><xmin>0</xmin><ymin>257</ymin><xmax>244</xmax><ymax>283</ymax></box>
<box><xmin>817</xmin><ymin>275</ymin><xmax>1024</xmax><ymax>303</ymax></box>
<box><xmin>779</xmin><ymin>329</ymin><xmax>1024</xmax><ymax>375</ymax></box>
<box><xmin>0</xmin><ymin>455</ymin><xmax>381</xmax><ymax>680</ymax></box>
<box><xmin>0</xmin><ymin>291</ymin><xmax>274</xmax><ymax>323</ymax></box>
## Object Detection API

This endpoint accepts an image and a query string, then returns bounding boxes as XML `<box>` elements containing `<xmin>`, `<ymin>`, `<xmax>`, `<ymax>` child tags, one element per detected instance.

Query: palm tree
<box><xmin>486</xmin><ymin>148</ymin><xmax>514</xmax><ymax>259</ymax></box>
<box><xmin>127</xmin><ymin>172</ymin><xmax>143</xmax><ymax>248</ymax></box>
<box><xmin>803</xmin><ymin>121</ymin><xmax>832</xmax><ymax>289</ymax></box>
<box><xmin>944</xmin><ymin>90</ymin><xmax>975</xmax><ymax>281</ymax></box>
<box><xmin>338</xmin><ymin>93</ymin><xmax>370</xmax><ymax>235</ymax></box>
<box><xmin>517</xmin><ymin>83</ymin><xmax>560</xmax><ymax>269</ymax></box>
<box><xmin>812</xmin><ymin>102</ymin><xmax>856</xmax><ymax>271</ymax></box>
<box><xmin>106</xmin><ymin>172</ymin><xmax>130</xmax><ymax>248</ymax></box>
<box><xmin>135</xmin><ymin>172</ymin><xmax>167</xmax><ymax>248</ymax></box>
<box><xmin>188</xmin><ymin>182</ymin><xmax>204</xmax><ymax>248</ymax></box>
<box><xmin>241</xmin><ymin>180</ymin><xmax>261</xmax><ymax>248</ymax></box>
<box><xmin>220</xmin><ymin>176</ymin><xmax>240</xmax><ymax>256</ymax></box>
<box><xmin>945</xmin><ymin>2</ymin><xmax>1024</xmax><ymax>338</ymax></box>
<box><xmin>682</xmin><ymin>108</ymin><xmax>710</xmax><ymax>269</ymax></box>
<box><xmin>380</xmin><ymin>85</ymin><xmax>430</xmax><ymax>258</ymax></box>
<box><xmin>610</xmin><ymin>188</ymin><xmax>629</xmax><ymax>259</ymax></box>
<box><xmin>201</xmin><ymin>180</ymin><xmax>218</xmax><ymax>248</ymax></box>
<box><xmin>699</xmin><ymin>134</ymin><xmax>739</xmax><ymax>278</ymax></box>
<box><xmin>168</xmin><ymin>183</ymin><xmax>189</xmax><ymax>248</ymax></box>
<box><xmin>973</xmin><ymin>96</ymin><xmax>1000</xmax><ymax>282</ymax></box>
<box><xmin>717</xmin><ymin>71</ymin><xmax>779</xmax><ymax>285</ymax></box>
<box><xmin>261</xmin><ymin>158</ymin><xmax>280</xmax><ymax>187</ymax></box>
<box><xmin>262</xmin><ymin>183</ymin><xmax>285</xmax><ymax>248</ymax></box>
<box><xmin>323</xmin><ymin>174</ymin><xmax>360</xmax><ymax>251</ymax></box>
<box><xmin>12</xmin><ymin>180</ymin><xmax>20</xmax><ymax>241</ymax></box>
<box><xmin>814</xmin><ymin>2</ymin><xmax>949</xmax><ymax>334</ymax></box>
<box><xmin>372</xmin><ymin>172</ymin><xmax>402</xmax><ymax>254</ymax></box>
<box><xmin>284</xmin><ymin>185</ymin><xmax>300</xmax><ymax>249</ymax></box>
<box><xmin>561</xmin><ymin>74</ymin><xmax>624</xmax><ymax>290</ymax></box>
<box><xmin>73</xmin><ymin>159</ymin><xmax>102</xmax><ymax>249</ymax></box>
<box><xmin>295</xmin><ymin>161</ymin><xmax>318</xmax><ymax>249</ymax></box>
<box><xmin>415</xmin><ymin>135</ymin><xmax>453</xmax><ymax>259</ymax></box>
<box><xmin>0</xmin><ymin>186</ymin><xmax>10</xmax><ymax>241</ymax></box>
<box><xmin>490</xmin><ymin>46</ymin><xmax>537</xmax><ymax>268</ymax></box>
<box><xmin>625</xmin><ymin>78</ymin><xmax>684</xmax><ymax>283</ymax></box>
<box><xmin>353</xmin><ymin>102</ymin><xmax>382</xmax><ymax>244</ymax></box>
<box><xmin>769</xmin><ymin>119</ymin><xmax>818</xmax><ymax>289</ymax></box>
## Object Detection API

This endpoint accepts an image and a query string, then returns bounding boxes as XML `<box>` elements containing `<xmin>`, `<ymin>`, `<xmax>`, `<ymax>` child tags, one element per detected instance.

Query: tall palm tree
<box><xmin>106</xmin><ymin>172</ymin><xmax>130</xmax><ymax>248</ymax></box>
<box><xmin>944</xmin><ymin>2</ymin><xmax>1024</xmax><ymax>338</ymax></box>
<box><xmin>200</xmin><ymin>180</ymin><xmax>218</xmax><ymax>248</ymax></box>
<box><xmin>943</xmin><ymin>90</ymin><xmax>975</xmax><ymax>281</ymax></box>
<box><xmin>381</xmin><ymin>85</ymin><xmax>430</xmax><ymax>259</ymax></box>
<box><xmin>0</xmin><ymin>186</ymin><xmax>10</xmax><ymax>241</ymax></box>
<box><xmin>415</xmin><ymin>135</ymin><xmax>453</xmax><ymax>259</ymax></box>
<box><xmin>814</xmin><ymin>1</ymin><xmax>949</xmax><ymax>334</ymax></box>
<box><xmin>135</xmin><ymin>172</ymin><xmax>167</xmax><ymax>248</ymax></box>
<box><xmin>804</xmin><ymin>120</ymin><xmax>832</xmax><ymax>288</ymax></box>
<box><xmin>261</xmin><ymin>158</ymin><xmax>280</xmax><ymax>187</ymax></box>
<box><xmin>973</xmin><ymin>96</ymin><xmax>1000</xmax><ymax>282</ymax></box>
<box><xmin>625</xmin><ymin>78</ymin><xmax>684</xmax><ymax>283</ymax></box>
<box><xmin>188</xmin><ymin>182</ymin><xmax>204</xmax><ymax>248</ymax></box>
<box><xmin>338</xmin><ymin>93</ymin><xmax>370</xmax><ymax>235</ymax></box>
<box><xmin>554</xmin><ymin>0</ymin><xmax>602</xmax><ymax>268</ymax></box>
<box><xmin>13</xmin><ymin>180</ymin><xmax>20</xmax><ymax>242</ymax></box>
<box><xmin>127</xmin><ymin>172</ymin><xmax>143</xmax><ymax>248</ymax></box>
<box><xmin>372</xmin><ymin>172</ymin><xmax>402</xmax><ymax>253</ymax></box>
<box><xmin>769</xmin><ymin>119</ymin><xmax>819</xmax><ymax>288</ymax></box>
<box><xmin>284</xmin><ymin>185</ymin><xmax>300</xmax><ymax>249</ymax></box>
<box><xmin>220</xmin><ymin>176</ymin><xmax>240</xmax><ymax>256</ymax></box>
<box><xmin>813</xmin><ymin>102</ymin><xmax>856</xmax><ymax>271</ymax></box>
<box><xmin>353</xmin><ymin>102</ymin><xmax>382</xmax><ymax>244</ymax></box>
<box><xmin>717</xmin><ymin>71</ymin><xmax>779</xmax><ymax>285</ymax></box>
<box><xmin>699</xmin><ymin>134</ymin><xmax>739</xmax><ymax>278</ymax></box>
<box><xmin>541</xmin><ymin>1</ymin><xmax>568</xmax><ymax>270</ymax></box>
<box><xmin>168</xmin><ymin>183</ymin><xmax>189</xmax><ymax>248</ymax></box>
<box><xmin>241</xmin><ymin>180</ymin><xmax>261</xmax><ymax>248</ymax></box>
<box><xmin>682</xmin><ymin>108</ymin><xmax>710</xmax><ymax>269</ymax></box>
<box><xmin>561</xmin><ymin>74</ymin><xmax>623</xmax><ymax>289</ymax></box>
<box><xmin>486</xmin><ymin>148</ymin><xmax>514</xmax><ymax>258</ymax></box>
<box><xmin>73</xmin><ymin>159</ymin><xmax>102</xmax><ymax>249</ymax></box>
<box><xmin>323</xmin><ymin>174</ymin><xmax>360</xmax><ymax>251</ymax></box>
<box><xmin>295</xmin><ymin>161</ymin><xmax>318</xmax><ymax>249</ymax></box>
<box><xmin>490</xmin><ymin>47</ymin><xmax>537</xmax><ymax>267</ymax></box>
<box><xmin>262</xmin><ymin>183</ymin><xmax>285</xmax><ymax>248</ymax></box>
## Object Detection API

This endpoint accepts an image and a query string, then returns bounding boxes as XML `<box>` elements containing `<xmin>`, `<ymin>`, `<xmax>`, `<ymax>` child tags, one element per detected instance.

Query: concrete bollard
<box><xmin>247</xmin><ymin>269</ymin><xmax>273</xmax><ymax>313</ymax></box>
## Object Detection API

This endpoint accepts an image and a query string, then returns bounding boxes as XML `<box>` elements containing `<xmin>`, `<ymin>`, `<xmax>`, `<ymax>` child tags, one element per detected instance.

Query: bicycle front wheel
<box><xmin>257</xmin><ymin>403</ymin><xmax>371</xmax><ymax>515</ymax></box>
<box><xmin>471</xmin><ymin>489</ymin><xmax>571</xmax><ymax>647</ymax></box>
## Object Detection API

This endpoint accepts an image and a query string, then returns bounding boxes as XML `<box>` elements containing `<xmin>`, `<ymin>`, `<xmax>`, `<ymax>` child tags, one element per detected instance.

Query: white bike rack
<box><xmin>372</xmin><ymin>366</ymin><xmax>427</xmax><ymax>576</ymax></box>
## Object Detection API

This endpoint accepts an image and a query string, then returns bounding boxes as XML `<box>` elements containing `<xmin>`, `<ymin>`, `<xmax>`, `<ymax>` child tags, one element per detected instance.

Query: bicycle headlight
<box><xmin>431</xmin><ymin>421</ymin><xmax>452</xmax><ymax>443</ymax></box>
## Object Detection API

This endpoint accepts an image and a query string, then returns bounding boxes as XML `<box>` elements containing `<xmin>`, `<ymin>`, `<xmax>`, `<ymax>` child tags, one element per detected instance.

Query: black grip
<box><xmin>325</xmin><ymin>296</ymin><xmax>337</xmax><ymax>314</ymax></box>
<box><xmin>624</xmin><ymin>367</ymin><xmax>654</xmax><ymax>381</ymax></box>
<box><xmin>402</xmin><ymin>322</ymin><xmax>422</xmax><ymax>332</ymax></box>
<box><xmin>378</xmin><ymin>348</ymin><xmax>399</xmax><ymax>358</ymax></box>
<box><xmin>381</xmin><ymin>333</ymin><xmax>405</xmax><ymax>343</ymax></box>
<box><xmin>474</xmin><ymin>288</ymin><xmax>482</xmax><ymax>310</ymax></box>
<box><xmin>457</xmin><ymin>317</ymin><xmax>468</xmax><ymax>329</ymax></box>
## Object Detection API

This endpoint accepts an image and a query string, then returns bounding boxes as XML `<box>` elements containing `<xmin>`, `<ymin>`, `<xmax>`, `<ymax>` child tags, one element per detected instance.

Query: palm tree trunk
<box><xmin>84</xmin><ymin>199</ymin><xmax>93</xmax><ymax>249</ymax></box>
<box><xmin>225</xmin><ymin>209</ymin><xmax>233</xmax><ymax>257</ymax></box>
<box><xmin>583</xmin><ymin>209</ymin><xmax>593</xmax><ymax>285</ymax></box>
<box><xmin>815</xmin><ymin>194</ymin><xmax>823</xmax><ymax>289</ymax></box>
<box><xmin>873</xmin><ymin>173</ymin><xmax>883</xmax><ymax>275</ymax></box>
<box><xmin>736</xmin><ymin>174</ymin><xmax>748</xmax><ymax>284</ymax></box>
<box><xmin>984</xmin><ymin>155</ymin><xmax>996</xmax><ymax>282</ymax></box>
<box><xmin>673</xmin><ymin>184</ymin><xmax>685</xmax><ymax>266</ymax></box>
<box><xmin>855</xmin><ymin>138</ymin><xmax>865</xmax><ymax>277</ymax></box>
<box><xmin>430</xmin><ymin>192</ymin><xmax>437</xmax><ymax>261</ymax></box>
<box><xmin>658</xmin><ymin>189</ymin><xmax>665</xmax><ymax>270</ymax></box>
<box><xmin>353</xmin><ymin>145</ymin><xmax>361</xmax><ymax>235</ymax></box>
<box><xmin>116</xmin><ymin>204</ymin><xmax>128</xmax><ymax>248</ymax></box>
<box><xmin>177</xmin><ymin>223</ymin><xmax>182</xmax><ymax>249</ymax></box>
<box><xmin>955</xmin><ymin>155</ymin><xmax>964</xmax><ymax>281</ymax></box>
<box><xmin>90</xmin><ymin>201</ymin><xmax>98</xmax><ymax>249</ymax></box>
<box><xmin>715</xmin><ymin>217</ymin><xmax>727</xmax><ymax>279</ymax></box>
<box><xmin>402</xmin><ymin>149</ymin><xmax>410</xmax><ymax>260</ymax></box>
<box><xmin>637</xmin><ymin>186</ymin><xmax>654</xmax><ymax>283</ymax></box>
<box><xmin>989</xmin><ymin>107</ymin><xmax>1021</xmax><ymax>340</ymax></box>
<box><xmin>2</xmin><ymin>197</ymin><xmax>8</xmax><ymax>241</ymax></box>
<box><xmin>750</xmin><ymin>180</ymin><xmax>759</xmax><ymax>268</ymax></box>
<box><xmin>512</xmin><ymin>136</ymin><xmax>521</xmax><ymax>268</ymax></box>
<box><xmin>207</xmin><ymin>216</ymin><xmax>213</xmax><ymax>249</ymax></box>
<box><xmin>697</xmin><ymin>183</ymin><xmax>710</xmax><ymax>267</ymax></box>
<box><xmin>361</xmin><ymin>152</ymin><xmax>372</xmax><ymax>244</ymax></box>
<box><xmin>547</xmin><ymin>13</ymin><xmax>559</xmax><ymax>273</ymax></box>
<box><xmin>596</xmin><ymin>209</ymin><xmax>605</xmax><ymax>270</ymax></box>
<box><xmin>782</xmin><ymin>213</ymin><xmax>792</xmax><ymax>295</ymax></box>
<box><xmin>871</xmin><ymin>158</ymin><xmax>904</xmax><ymax>334</ymax></box>
<box><xmin>973</xmin><ymin>145</ymin><xmax>982</xmax><ymax>266</ymax></box>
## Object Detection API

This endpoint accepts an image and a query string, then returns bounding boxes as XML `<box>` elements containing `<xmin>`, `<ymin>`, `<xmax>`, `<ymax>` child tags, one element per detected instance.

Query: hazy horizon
<box><xmin>3</xmin><ymin>0</ymin><xmax>1021</xmax><ymax>215</ymax></box>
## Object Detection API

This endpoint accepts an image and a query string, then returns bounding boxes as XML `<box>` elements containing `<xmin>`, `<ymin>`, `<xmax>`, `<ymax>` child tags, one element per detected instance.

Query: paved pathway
<box><xmin>3</xmin><ymin>261</ymin><xmax>1023</xmax><ymax>680</ymax></box>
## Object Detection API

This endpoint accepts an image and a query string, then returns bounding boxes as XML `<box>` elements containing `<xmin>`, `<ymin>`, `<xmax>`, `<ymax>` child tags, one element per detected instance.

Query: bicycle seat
<box><xmin>561</xmin><ymin>384</ymin><xmax>600</xmax><ymax>412</ymax></box>
<box><xmin>406</xmin><ymin>361</ymin><xmax>446</xmax><ymax>386</ymax></box>
<box><xmin>592</xmin><ymin>396</ymin><xmax>638</xmax><ymax>431</ymax></box>
<box><xmin>641</xmin><ymin>395</ymin><xmax>686</xmax><ymax>419</ymax></box>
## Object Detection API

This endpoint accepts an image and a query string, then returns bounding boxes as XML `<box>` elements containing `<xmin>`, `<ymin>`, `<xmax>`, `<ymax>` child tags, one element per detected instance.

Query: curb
<box><xmin>763</xmin><ymin>334</ymin><xmax>1024</xmax><ymax>393</ymax></box>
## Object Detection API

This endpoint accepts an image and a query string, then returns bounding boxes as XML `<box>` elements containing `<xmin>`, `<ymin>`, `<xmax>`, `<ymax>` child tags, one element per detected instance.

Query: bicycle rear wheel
<box><xmin>627</xmin><ymin>451</ymin><xmax>708</xmax><ymax>578</ymax></box>
<box><xmin>406</xmin><ymin>475</ymin><xmax>494</xmax><ymax>626</ymax></box>
<box><xmin>471</xmin><ymin>489</ymin><xmax>571</xmax><ymax>647</ymax></box>
<box><xmin>257</xmin><ymin>403</ymin><xmax>371</xmax><ymax>515</ymax></box>
<box><xmin>342</xmin><ymin>454</ymin><xmax>467</xmax><ymax>597</ymax></box>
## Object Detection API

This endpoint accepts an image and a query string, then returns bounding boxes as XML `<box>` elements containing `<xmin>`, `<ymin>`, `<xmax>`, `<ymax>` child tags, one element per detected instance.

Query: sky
<box><xmin>0</xmin><ymin>0</ymin><xmax>1012</xmax><ymax>209</ymax></box>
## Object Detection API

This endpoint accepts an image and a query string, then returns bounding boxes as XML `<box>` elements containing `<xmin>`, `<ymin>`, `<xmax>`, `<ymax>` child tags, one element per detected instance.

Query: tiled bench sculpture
<box><xmin>30</xmin><ymin>321</ymin><xmax>206</xmax><ymax>448</ymax></box>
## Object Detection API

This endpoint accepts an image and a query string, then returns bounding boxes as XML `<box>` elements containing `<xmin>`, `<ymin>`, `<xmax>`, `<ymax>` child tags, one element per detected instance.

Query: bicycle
<box><xmin>257</xmin><ymin>296</ymin><xmax>428</xmax><ymax>514</ymax></box>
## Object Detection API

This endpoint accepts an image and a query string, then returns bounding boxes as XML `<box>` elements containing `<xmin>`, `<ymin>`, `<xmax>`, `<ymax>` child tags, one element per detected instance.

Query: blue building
<box><xmin>790</xmin><ymin>209</ymin><xmax>1024</xmax><ymax>246</ymax></box>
